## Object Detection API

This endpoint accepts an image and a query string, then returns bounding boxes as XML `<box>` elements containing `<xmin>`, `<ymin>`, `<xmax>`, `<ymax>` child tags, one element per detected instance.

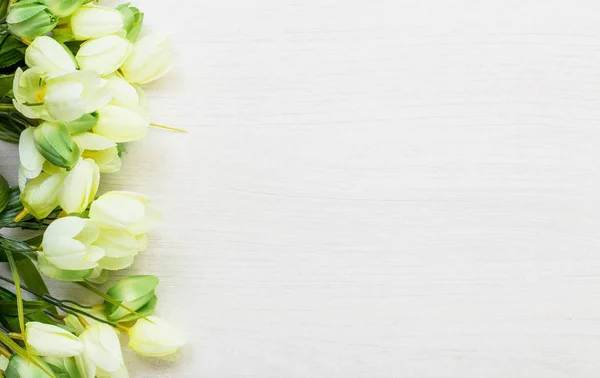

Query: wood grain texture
<box><xmin>3</xmin><ymin>0</ymin><xmax>600</xmax><ymax>376</ymax></box>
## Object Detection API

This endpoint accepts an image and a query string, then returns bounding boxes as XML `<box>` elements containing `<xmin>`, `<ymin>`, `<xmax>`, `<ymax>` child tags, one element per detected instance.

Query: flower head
<box><xmin>128</xmin><ymin>316</ymin><xmax>186</xmax><ymax>359</ymax></box>
<box><xmin>26</xmin><ymin>322</ymin><xmax>83</xmax><ymax>357</ymax></box>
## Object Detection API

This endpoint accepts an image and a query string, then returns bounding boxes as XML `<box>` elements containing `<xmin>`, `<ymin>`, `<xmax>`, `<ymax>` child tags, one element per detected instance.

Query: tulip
<box><xmin>25</xmin><ymin>36</ymin><xmax>77</xmax><ymax>75</ymax></box>
<box><xmin>58</xmin><ymin>158</ymin><xmax>100</xmax><ymax>215</ymax></box>
<box><xmin>5</xmin><ymin>355</ymin><xmax>52</xmax><ymax>378</ymax></box>
<box><xmin>76</xmin><ymin>35</ymin><xmax>132</xmax><ymax>76</ymax></box>
<box><xmin>7</xmin><ymin>1</ymin><xmax>58</xmax><ymax>40</ymax></box>
<box><xmin>104</xmin><ymin>74</ymin><xmax>139</xmax><ymax>107</ymax></box>
<box><xmin>117</xmin><ymin>3</ymin><xmax>144</xmax><ymax>42</ymax></box>
<box><xmin>14</xmin><ymin>69</ymin><xmax>112</xmax><ymax>123</ymax></box>
<box><xmin>82</xmin><ymin>146</ymin><xmax>122</xmax><ymax>174</ymax></box>
<box><xmin>128</xmin><ymin>317</ymin><xmax>186</xmax><ymax>359</ymax></box>
<box><xmin>70</xmin><ymin>4</ymin><xmax>125</xmax><ymax>40</ymax></box>
<box><xmin>94</xmin><ymin>229</ymin><xmax>146</xmax><ymax>271</ymax></box>
<box><xmin>92</xmin><ymin>104</ymin><xmax>148</xmax><ymax>143</ymax></box>
<box><xmin>40</xmin><ymin>216</ymin><xmax>104</xmax><ymax>270</ymax></box>
<box><xmin>18</xmin><ymin>127</ymin><xmax>45</xmax><ymax>190</ymax></box>
<box><xmin>78</xmin><ymin>324</ymin><xmax>126</xmax><ymax>376</ymax></box>
<box><xmin>43</xmin><ymin>70</ymin><xmax>112</xmax><ymax>122</ymax></box>
<box><xmin>12</xmin><ymin>67</ymin><xmax>50</xmax><ymax>120</ymax></box>
<box><xmin>72</xmin><ymin>132</ymin><xmax>115</xmax><ymax>151</ymax></box>
<box><xmin>89</xmin><ymin>191</ymin><xmax>163</xmax><ymax>236</ymax></box>
<box><xmin>33</xmin><ymin>122</ymin><xmax>80</xmax><ymax>170</ymax></box>
<box><xmin>120</xmin><ymin>33</ymin><xmax>173</xmax><ymax>84</ymax></box>
<box><xmin>105</xmin><ymin>275</ymin><xmax>159</xmax><ymax>322</ymax></box>
<box><xmin>21</xmin><ymin>171</ymin><xmax>66</xmax><ymax>219</ymax></box>
<box><xmin>26</xmin><ymin>322</ymin><xmax>83</xmax><ymax>357</ymax></box>
<box><xmin>41</xmin><ymin>0</ymin><xmax>85</xmax><ymax>17</ymax></box>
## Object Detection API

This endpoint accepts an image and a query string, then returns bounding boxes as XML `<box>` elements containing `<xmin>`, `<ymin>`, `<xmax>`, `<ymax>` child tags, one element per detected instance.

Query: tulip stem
<box><xmin>150</xmin><ymin>123</ymin><xmax>188</xmax><ymax>133</ymax></box>
<box><xmin>7</xmin><ymin>333</ymin><xmax>22</xmax><ymax>341</ymax></box>
<box><xmin>13</xmin><ymin>209</ymin><xmax>28</xmax><ymax>223</ymax></box>
<box><xmin>0</xmin><ymin>346</ymin><xmax>11</xmax><ymax>359</ymax></box>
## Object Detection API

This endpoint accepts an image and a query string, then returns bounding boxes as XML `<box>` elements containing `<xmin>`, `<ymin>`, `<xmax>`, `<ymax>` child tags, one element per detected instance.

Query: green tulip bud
<box><xmin>41</xmin><ymin>0</ymin><xmax>85</xmax><ymax>17</ymax></box>
<box><xmin>0</xmin><ymin>174</ymin><xmax>9</xmax><ymax>213</ymax></box>
<box><xmin>5</xmin><ymin>355</ymin><xmax>52</xmax><ymax>378</ymax></box>
<box><xmin>65</xmin><ymin>112</ymin><xmax>98</xmax><ymax>134</ymax></box>
<box><xmin>105</xmin><ymin>275</ymin><xmax>158</xmax><ymax>322</ymax></box>
<box><xmin>116</xmin><ymin>3</ymin><xmax>144</xmax><ymax>42</ymax></box>
<box><xmin>7</xmin><ymin>0</ymin><xmax>58</xmax><ymax>41</ymax></box>
<box><xmin>33</xmin><ymin>122</ymin><xmax>80</xmax><ymax>170</ymax></box>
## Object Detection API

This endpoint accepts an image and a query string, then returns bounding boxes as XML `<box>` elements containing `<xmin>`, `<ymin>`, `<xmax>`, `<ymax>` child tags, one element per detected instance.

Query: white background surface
<box><xmin>3</xmin><ymin>0</ymin><xmax>600</xmax><ymax>377</ymax></box>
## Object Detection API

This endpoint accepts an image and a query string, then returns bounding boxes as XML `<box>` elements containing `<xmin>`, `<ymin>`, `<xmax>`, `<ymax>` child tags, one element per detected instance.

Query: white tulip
<box><xmin>82</xmin><ymin>147</ymin><xmax>122</xmax><ymax>174</ymax></box>
<box><xmin>21</xmin><ymin>171</ymin><xmax>67</xmax><ymax>219</ymax></box>
<box><xmin>92</xmin><ymin>104</ymin><xmax>148</xmax><ymax>142</ymax></box>
<box><xmin>104</xmin><ymin>74</ymin><xmax>139</xmax><ymax>106</ymax></box>
<box><xmin>43</xmin><ymin>70</ymin><xmax>112</xmax><ymax>122</ymax></box>
<box><xmin>120</xmin><ymin>33</ymin><xmax>173</xmax><ymax>84</ymax></box>
<box><xmin>70</xmin><ymin>5</ymin><xmax>125</xmax><ymax>40</ymax></box>
<box><xmin>89</xmin><ymin>191</ymin><xmax>163</xmax><ymax>235</ymax></box>
<box><xmin>26</xmin><ymin>322</ymin><xmax>83</xmax><ymax>357</ymax></box>
<box><xmin>128</xmin><ymin>317</ymin><xmax>186</xmax><ymax>359</ymax></box>
<box><xmin>58</xmin><ymin>158</ymin><xmax>100</xmax><ymax>215</ymax></box>
<box><xmin>25</xmin><ymin>36</ymin><xmax>77</xmax><ymax>75</ymax></box>
<box><xmin>77</xmin><ymin>35</ymin><xmax>132</xmax><ymax>76</ymax></box>
<box><xmin>78</xmin><ymin>324</ymin><xmax>126</xmax><ymax>375</ymax></box>
<box><xmin>41</xmin><ymin>216</ymin><xmax>104</xmax><ymax>270</ymax></box>
<box><xmin>94</xmin><ymin>229</ymin><xmax>147</xmax><ymax>271</ymax></box>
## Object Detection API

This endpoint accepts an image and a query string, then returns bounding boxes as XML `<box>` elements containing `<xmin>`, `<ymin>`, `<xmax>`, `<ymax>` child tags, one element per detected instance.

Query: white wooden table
<box><xmin>3</xmin><ymin>0</ymin><xmax>600</xmax><ymax>376</ymax></box>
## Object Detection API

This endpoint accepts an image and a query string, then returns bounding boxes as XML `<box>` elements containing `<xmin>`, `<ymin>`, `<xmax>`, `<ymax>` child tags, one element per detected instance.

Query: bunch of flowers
<box><xmin>0</xmin><ymin>0</ymin><xmax>185</xmax><ymax>376</ymax></box>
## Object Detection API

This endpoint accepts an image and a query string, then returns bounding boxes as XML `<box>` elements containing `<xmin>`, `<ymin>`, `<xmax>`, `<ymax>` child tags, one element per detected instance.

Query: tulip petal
<box><xmin>18</xmin><ymin>127</ymin><xmax>45</xmax><ymax>178</ymax></box>
<box><xmin>72</xmin><ymin>132</ymin><xmax>116</xmax><ymax>151</ymax></box>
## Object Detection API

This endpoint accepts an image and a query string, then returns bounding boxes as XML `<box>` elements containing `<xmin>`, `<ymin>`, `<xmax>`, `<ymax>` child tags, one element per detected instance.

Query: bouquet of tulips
<box><xmin>0</xmin><ymin>0</ymin><xmax>185</xmax><ymax>376</ymax></box>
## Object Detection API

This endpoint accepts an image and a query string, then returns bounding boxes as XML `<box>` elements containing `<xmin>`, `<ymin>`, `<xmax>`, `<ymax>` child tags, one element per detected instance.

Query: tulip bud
<box><xmin>76</xmin><ymin>35</ymin><xmax>131</xmax><ymax>76</ymax></box>
<box><xmin>70</xmin><ymin>4</ymin><xmax>125</xmax><ymax>40</ymax></box>
<box><xmin>5</xmin><ymin>355</ymin><xmax>52</xmax><ymax>378</ymax></box>
<box><xmin>26</xmin><ymin>322</ymin><xmax>83</xmax><ymax>357</ymax></box>
<box><xmin>120</xmin><ymin>33</ymin><xmax>173</xmax><ymax>84</ymax></box>
<box><xmin>94</xmin><ymin>229</ymin><xmax>146</xmax><ymax>271</ymax></box>
<box><xmin>116</xmin><ymin>3</ymin><xmax>144</xmax><ymax>42</ymax></box>
<box><xmin>41</xmin><ymin>0</ymin><xmax>85</xmax><ymax>17</ymax></box>
<box><xmin>92</xmin><ymin>104</ymin><xmax>148</xmax><ymax>143</ymax></box>
<box><xmin>78</xmin><ymin>323</ymin><xmax>126</xmax><ymax>375</ymax></box>
<box><xmin>65</xmin><ymin>113</ymin><xmax>98</xmax><ymax>134</ymax></box>
<box><xmin>105</xmin><ymin>275</ymin><xmax>159</xmax><ymax>322</ymax></box>
<box><xmin>82</xmin><ymin>146</ymin><xmax>122</xmax><ymax>174</ymax></box>
<box><xmin>104</xmin><ymin>73</ymin><xmax>139</xmax><ymax>107</ymax></box>
<box><xmin>58</xmin><ymin>158</ymin><xmax>100</xmax><ymax>215</ymax></box>
<box><xmin>25</xmin><ymin>35</ymin><xmax>77</xmax><ymax>75</ymax></box>
<box><xmin>41</xmin><ymin>216</ymin><xmax>105</xmax><ymax>270</ymax></box>
<box><xmin>0</xmin><ymin>174</ymin><xmax>8</xmax><ymax>213</ymax></box>
<box><xmin>128</xmin><ymin>316</ymin><xmax>186</xmax><ymax>359</ymax></box>
<box><xmin>7</xmin><ymin>1</ymin><xmax>58</xmax><ymax>40</ymax></box>
<box><xmin>89</xmin><ymin>191</ymin><xmax>163</xmax><ymax>235</ymax></box>
<box><xmin>21</xmin><ymin>171</ymin><xmax>66</xmax><ymax>219</ymax></box>
<box><xmin>33</xmin><ymin>122</ymin><xmax>80</xmax><ymax>170</ymax></box>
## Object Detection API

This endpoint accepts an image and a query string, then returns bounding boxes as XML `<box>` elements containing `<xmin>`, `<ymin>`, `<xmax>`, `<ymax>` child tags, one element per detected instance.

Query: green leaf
<box><xmin>0</xmin><ymin>35</ymin><xmax>26</xmax><ymax>69</ymax></box>
<box><xmin>0</xmin><ymin>300</ymin><xmax>50</xmax><ymax>316</ymax></box>
<box><xmin>15</xmin><ymin>258</ymin><xmax>57</xmax><ymax>314</ymax></box>
<box><xmin>0</xmin><ymin>174</ymin><xmax>8</xmax><ymax>214</ymax></box>
<box><xmin>0</xmin><ymin>0</ymin><xmax>9</xmax><ymax>19</ymax></box>
<box><xmin>6</xmin><ymin>251</ymin><xmax>26</xmax><ymax>334</ymax></box>
<box><xmin>0</xmin><ymin>74</ymin><xmax>14</xmax><ymax>99</ymax></box>
<box><xmin>5</xmin><ymin>354</ymin><xmax>55</xmax><ymax>378</ymax></box>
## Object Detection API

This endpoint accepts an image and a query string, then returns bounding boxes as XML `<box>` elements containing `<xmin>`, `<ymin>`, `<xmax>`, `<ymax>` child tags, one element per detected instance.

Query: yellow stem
<box><xmin>91</xmin><ymin>304</ymin><xmax>105</xmax><ymax>311</ymax></box>
<box><xmin>78</xmin><ymin>316</ymin><xmax>91</xmax><ymax>329</ymax></box>
<box><xmin>116</xmin><ymin>324</ymin><xmax>131</xmax><ymax>334</ymax></box>
<box><xmin>0</xmin><ymin>346</ymin><xmax>11</xmax><ymax>359</ymax></box>
<box><xmin>8</xmin><ymin>333</ymin><xmax>23</xmax><ymax>341</ymax></box>
<box><xmin>13</xmin><ymin>209</ymin><xmax>28</xmax><ymax>223</ymax></box>
<box><xmin>150</xmin><ymin>123</ymin><xmax>188</xmax><ymax>133</ymax></box>
<box><xmin>58</xmin><ymin>210</ymin><xmax>68</xmax><ymax>218</ymax></box>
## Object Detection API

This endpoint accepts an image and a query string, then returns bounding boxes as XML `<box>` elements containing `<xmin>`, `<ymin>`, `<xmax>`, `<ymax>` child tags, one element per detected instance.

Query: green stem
<box><xmin>5</xmin><ymin>252</ymin><xmax>25</xmax><ymax>338</ymax></box>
